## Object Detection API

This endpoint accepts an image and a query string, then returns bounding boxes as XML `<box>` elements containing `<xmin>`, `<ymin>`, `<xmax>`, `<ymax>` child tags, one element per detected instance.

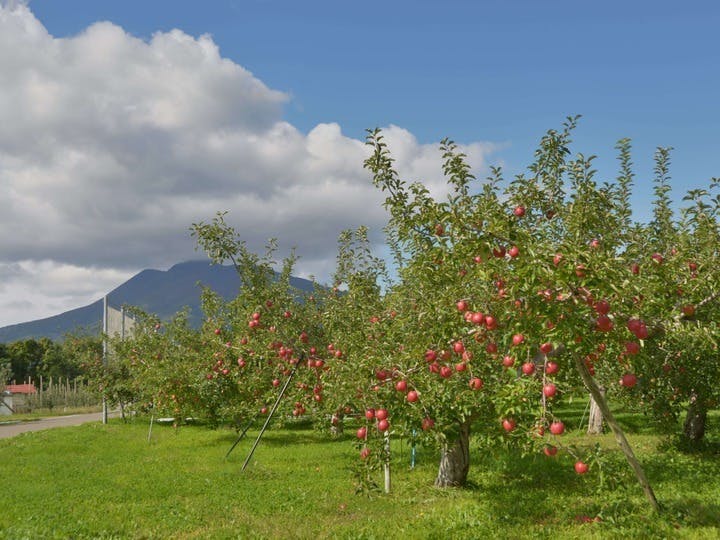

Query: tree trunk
<box><xmin>330</xmin><ymin>413</ymin><xmax>344</xmax><ymax>438</ymax></box>
<box><xmin>587</xmin><ymin>387</ymin><xmax>605</xmax><ymax>435</ymax></box>
<box><xmin>682</xmin><ymin>393</ymin><xmax>707</xmax><ymax>443</ymax></box>
<box><xmin>435</xmin><ymin>420</ymin><xmax>471</xmax><ymax>487</ymax></box>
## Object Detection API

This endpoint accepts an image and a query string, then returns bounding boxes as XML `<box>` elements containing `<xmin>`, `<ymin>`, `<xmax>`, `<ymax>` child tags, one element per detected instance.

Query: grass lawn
<box><xmin>1</xmin><ymin>410</ymin><xmax>719</xmax><ymax>539</ymax></box>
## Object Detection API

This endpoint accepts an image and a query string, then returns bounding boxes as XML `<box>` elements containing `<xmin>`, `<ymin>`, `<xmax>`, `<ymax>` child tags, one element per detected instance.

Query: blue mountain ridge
<box><xmin>0</xmin><ymin>261</ymin><xmax>316</xmax><ymax>342</ymax></box>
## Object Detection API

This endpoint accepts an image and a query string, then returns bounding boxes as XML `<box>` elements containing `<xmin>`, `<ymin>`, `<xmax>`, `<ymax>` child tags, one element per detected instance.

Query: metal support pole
<box><xmin>225</xmin><ymin>412</ymin><xmax>260</xmax><ymax>459</ymax></box>
<box><xmin>102</xmin><ymin>295</ymin><xmax>108</xmax><ymax>425</ymax></box>
<box><xmin>241</xmin><ymin>355</ymin><xmax>303</xmax><ymax>471</ymax></box>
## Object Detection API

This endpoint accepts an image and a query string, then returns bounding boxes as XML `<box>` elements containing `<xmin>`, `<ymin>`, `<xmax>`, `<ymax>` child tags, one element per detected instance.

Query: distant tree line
<box><xmin>0</xmin><ymin>333</ymin><xmax>102</xmax><ymax>385</ymax></box>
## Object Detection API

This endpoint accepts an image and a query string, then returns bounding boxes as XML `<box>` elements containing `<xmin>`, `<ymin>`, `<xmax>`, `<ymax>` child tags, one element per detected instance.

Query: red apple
<box><xmin>425</xmin><ymin>349</ymin><xmax>438</xmax><ymax>363</ymax></box>
<box><xmin>502</xmin><ymin>355</ymin><xmax>515</xmax><ymax>368</ymax></box>
<box><xmin>594</xmin><ymin>299</ymin><xmax>610</xmax><ymax>315</ymax></box>
<box><xmin>543</xmin><ymin>445</ymin><xmax>558</xmax><ymax>457</ymax></box>
<box><xmin>553</xmin><ymin>253</ymin><xmax>563</xmax><ymax>266</ymax></box>
<box><xmin>360</xmin><ymin>447</ymin><xmax>371</xmax><ymax>460</ymax></box>
<box><xmin>407</xmin><ymin>390</ymin><xmax>419</xmax><ymax>403</ymax></box>
<box><xmin>456</xmin><ymin>300</ymin><xmax>468</xmax><ymax>312</ymax></box>
<box><xmin>356</xmin><ymin>426</ymin><xmax>367</xmax><ymax>439</ymax></box>
<box><xmin>546</xmin><ymin>361</ymin><xmax>559</xmax><ymax>375</ymax></box>
<box><xmin>395</xmin><ymin>380</ymin><xmax>407</xmax><ymax>392</ymax></box>
<box><xmin>682</xmin><ymin>304</ymin><xmax>695</xmax><ymax>317</ymax></box>
<box><xmin>620</xmin><ymin>373</ymin><xmax>638</xmax><ymax>388</ymax></box>
<box><xmin>513</xmin><ymin>205</ymin><xmax>526</xmax><ymax>217</ymax></box>
<box><xmin>508</xmin><ymin>245</ymin><xmax>520</xmax><ymax>258</ymax></box>
<box><xmin>512</xmin><ymin>333</ymin><xmax>525</xmax><ymax>346</ymax></box>
<box><xmin>453</xmin><ymin>341</ymin><xmax>465</xmax><ymax>354</ymax></box>
<box><xmin>596</xmin><ymin>314</ymin><xmax>613</xmax><ymax>332</ymax></box>
<box><xmin>631</xmin><ymin>263</ymin><xmax>640</xmax><ymax>275</ymax></box>
<box><xmin>521</xmin><ymin>362</ymin><xmax>536</xmax><ymax>375</ymax></box>
<box><xmin>540</xmin><ymin>342</ymin><xmax>553</xmax><ymax>355</ymax></box>
<box><xmin>502</xmin><ymin>418</ymin><xmax>516</xmax><ymax>432</ymax></box>
<box><xmin>365</xmin><ymin>408</ymin><xmax>375</xmax><ymax>420</ymax></box>
<box><xmin>549</xmin><ymin>421</ymin><xmax>565</xmax><ymax>435</ymax></box>
<box><xmin>574</xmin><ymin>461</ymin><xmax>589</xmax><ymax>474</ymax></box>
<box><xmin>375</xmin><ymin>408</ymin><xmax>388</xmax><ymax>421</ymax></box>
<box><xmin>543</xmin><ymin>383</ymin><xmax>557</xmax><ymax>398</ymax></box>
<box><xmin>440</xmin><ymin>366</ymin><xmax>453</xmax><ymax>378</ymax></box>
<box><xmin>493</xmin><ymin>246</ymin><xmax>506</xmax><ymax>258</ymax></box>
<box><xmin>625</xmin><ymin>341</ymin><xmax>640</xmax><ymax>355</ymax></box>
<box><xmin>422</xmin><ymin>417</ymin><xmax>435</xmax><ymax>431</ymax></box>
<box><xmin>377</xmin><ymin>419</ymin><xmax>390</xmax><ymax>432</ymax></box>
<box><xmin>469</xmin><ymin>377</ymin><xmax>484</xmax><ymax>390</ymax></box>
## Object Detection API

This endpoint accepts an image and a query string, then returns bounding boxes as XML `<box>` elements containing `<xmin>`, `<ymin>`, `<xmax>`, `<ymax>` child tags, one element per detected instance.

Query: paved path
<box><xmin>0</xmin><ymin>411</ymin><xmax>120</xmax><ymax>439</ymax></box>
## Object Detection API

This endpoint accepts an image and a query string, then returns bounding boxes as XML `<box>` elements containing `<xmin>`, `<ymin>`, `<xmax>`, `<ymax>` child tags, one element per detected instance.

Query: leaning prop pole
<box><xmin>225</xmin><ymin>411</ymin><xmax>260</xmax><ymax>459</ymax></box>
<box><xmin>241</xmin><ymin>353</ymin><xmax>304</xmax><ymax>471</ymax></box>
<box><xmin>574</xmin><ymin>357</ymin><xmax>661</xmax><ymax>512</ymax></box>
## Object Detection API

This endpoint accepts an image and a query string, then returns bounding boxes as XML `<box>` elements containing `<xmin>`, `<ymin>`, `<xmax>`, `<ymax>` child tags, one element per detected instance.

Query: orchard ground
<box><xmin>1</xmin><ymin>402</ymin><xmax>718</xmax><ymax>539</ymax></box>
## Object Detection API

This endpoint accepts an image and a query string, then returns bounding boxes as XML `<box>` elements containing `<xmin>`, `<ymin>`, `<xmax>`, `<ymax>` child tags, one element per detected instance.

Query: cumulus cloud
<box><xmin>0</xmin><ymin>4</ymin><xmax>499</xmax><ymax>327</ymax></box>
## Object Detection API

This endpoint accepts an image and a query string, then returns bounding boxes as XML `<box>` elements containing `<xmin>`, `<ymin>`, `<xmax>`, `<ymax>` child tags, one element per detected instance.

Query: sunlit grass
<box><xmin>1</xmin><ymin>412</ymin><xmax>718</xmax><ymax>539</ymax></box>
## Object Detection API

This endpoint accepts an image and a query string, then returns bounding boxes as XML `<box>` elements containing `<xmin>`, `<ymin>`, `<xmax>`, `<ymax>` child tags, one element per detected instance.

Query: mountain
<box><xmin>0</xmin><ymin>261</ymin><xmax>316</xmax><ymax>342</ymax></box>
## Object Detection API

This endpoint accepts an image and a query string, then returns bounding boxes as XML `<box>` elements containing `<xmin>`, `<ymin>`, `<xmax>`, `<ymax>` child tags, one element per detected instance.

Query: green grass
<box><xmin>1</xmin><ymin>414</ymin><xmax>719</xmax><ymax>539</ymax></box>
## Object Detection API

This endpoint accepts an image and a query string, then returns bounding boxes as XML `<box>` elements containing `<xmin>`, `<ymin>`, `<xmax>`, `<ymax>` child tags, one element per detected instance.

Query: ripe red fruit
<box><xmin>377</xmin><ymin>419</ymin><xmax>390</xmax><ymax>432</ymax></box>
<box><xmin>543</xmin><ymin>383</ymin><xmax>557</xmax><ymax>398</ymax></box>
<box><xmin>440</xmin><ymin>366</ymin><xmax>453</xmax><ymax>379</ymax></box>
<box><xmin>521</xmin><ymin>362</ymin><xmax>536</xmax><ymax>375</ymax></box>
<box><xmin>375</xmin><ymin>409</ymin><xmax>388</xmax><ymax>421</ymax></box>
<box><xmin>214</xmin><ymin>328</ymin><xmax>222</xmax><ymax>335</ymax></box>
<box><xmin>508</xmin><ymin>245</ymin><xmax>520</xmax><ymax>258</ymax></box>
<box><xmin>469</xmin><ymin>377</ymin><xmax>484</xmax><ymax>390</ymax></box>
<box><xmin>512</xmin><ymin>333</ymin><xmax>525</xmax><ymax>346</ymax></box>
<box><xmin>688</xmin><ymin>261</ymin><xmax>698</xmax><ymax>272</ymax></box>
<box><xmin>470</xmin><ymin>311</ymin><xmax>484</xmax><ymax>325</ymax></box>
<box><xmin>252</xmin><ymin>312</ymin><xmax>261</xmax><ymax>321</ymax></box>
<box><xmin>434</xmin><ymin>223</ymin><xmax>445</xmax><ymax>236</ymax></box>
<box><xmin>513</xmin><ymin>205</ymin><xmax>526</xmax><ymax>217</ymax></box>
<box><xmin>456</xmin><ymin>300</ymin><xmax>468</xmax><ymax>312</ymax></box>
<box><xmin>502</xmin><ymin>418</ymin><xmax>516</xmax><ymax>432</ymax></box>
<box><xmin>360</xmin><ymin>447</ymin><xmax>371</xmax><ymax>460</ymax></box>
<box><xmin>540</xmin><ymin>342</ymin><xmax>553</xmax><ymax>355</ymax></box>
<box><xmin>485</xmin><ymin>342</ymin><xmax>498</xmax><ymax>355</ymax></box>
<box><xmin>356</xmin><ymin>427</ymin><xmax>367</xmax><ymax>439</ymax></box>
<box><xmin>553</xmin><ymin>253</ymin><xmax>563</xmax><ymax>266</ymax></box>
<box><xmin>407</xmin><ymin>390</ymin><xmax>419</xmax><ymax>403</ymax></box>
<box><xmin>651</xmin><ymin>253</ymin><xmax>664</xmax><ymax>264</ymax></box>
<box><xmin>484</xmin><ymin>315</ymin><xmax>498</xmax><ymax>330</ymax></box>
<box><xmin>422</xmin><ymin>417</ymin><xmax>435</xmax><ymax>431</ymax></box>
<box><xmin>625</xmin><ymin>341</ymin><xmax>641</xmax><ymax>355</ymax></box>
<box><xmin>395</xmin><ymin>380</ymin><xmax>407</xmax><ymax>392</ymax></box>
<box><xmin>631</xmin><ymin>263</ymin><xmax>640</xmax><ymax>275</ymax></box>
<box><xmin>546</xmin><ymin>361</ymin><xmax>559</xmax><ymax>375</ymax></box>
<box><xmin>682</xmin><ymin>305</ymin><xmax>695</xmax><ymax>317</ymax></box>
<box><xmin>272</xmin><ymin>378</ymin><xmax>280</xmax><ymax>387</ymax></box>
<box><xmin>574</xmin><ymin>461</ymin><xmax>589</xmax><ymax>474</ymax></box>
<box><xmin>575</xmin><ymin>264</ymin><xmax>587</xmax><ymax>278</ymax></box>
<box><xmin>365</xmin><ymin>408</ymin><xmax>375</xmax><ymax>420</ymax></box>
<box><xmin>594</xmin><ymin>299</ymin><xmax>610</xmax><ymax>315</ymax></box>
<box><xmin>455</xmin><ymin>362</ymin><xmax>467</xmax><ymax>372</ymax></box>
<box><xmin>549</xmin><ymin>421</ymin><xmax>565</xmax><ymax>435</ymax></box>
<box><xmin>589</xmin><ymin>238</ymin><xmax>601</xmax><ymax>249</ymax></box>
<box><xmin>492</xmin><ymin>246</ymin><xmax>506</xmax><ymax>258</ymax></box>
<box><xmin>620</xmin><ymin>373</ymin><xmax>638</xmax><ymax>388</ymax></box>
<box><xmin>453</xmin><ymin>341</ymin><xmax>465</xmax><ymax>354</ymax></box>
<box><xmin>502</xmin><ymin>355</ymin><xmax>515</xmax><ymax>368</ymax></box>
<box><xmin>543</xmin><ymin>445</ymin><xmax>558</xmax><ymax>457</ymax></box>
<box><xmin>425</xmin><ymin>349</ymin><xmax>438</xmax><ymax>363</ymax></box>
<box><xmin>596</xmin><ymin>314</ymin><xmax>614</xmax><ymax>332</ymax></box>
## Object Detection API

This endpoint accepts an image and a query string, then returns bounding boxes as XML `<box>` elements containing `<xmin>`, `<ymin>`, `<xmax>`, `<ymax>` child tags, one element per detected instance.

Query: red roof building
<box><xmin>5</xmin><ymin>384</ymin><xmax>37</xmax><ymax>394</ymax></box>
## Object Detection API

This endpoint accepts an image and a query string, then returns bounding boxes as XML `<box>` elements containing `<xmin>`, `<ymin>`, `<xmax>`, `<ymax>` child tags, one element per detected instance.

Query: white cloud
<box><xmin>0</xmin><ymin>4</ymin><xmax>499</xmax><ymax>328</ymax></box>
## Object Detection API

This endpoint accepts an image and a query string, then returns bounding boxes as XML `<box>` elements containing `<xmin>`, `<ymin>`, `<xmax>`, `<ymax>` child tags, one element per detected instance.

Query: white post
<box><xmin>384</xmin><ymin>432</ymin><xmax>391</xmax><ymax>493</ymax></box>
<box><xmin>102</xmin><ymin>295</ymin><xmax>108</xmax><ymax>425</ymax></box>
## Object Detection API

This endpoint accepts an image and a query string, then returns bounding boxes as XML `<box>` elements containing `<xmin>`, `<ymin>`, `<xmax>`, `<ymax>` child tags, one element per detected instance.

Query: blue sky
<box><xmin>0</xmin><ymin>0</ymin><xmax>718</xmax><ymax>326</ymax></box>
<box><xmin>31</xmin><ymin>0</ymin><xmax>720</xmax><ymax>207</ymax></box>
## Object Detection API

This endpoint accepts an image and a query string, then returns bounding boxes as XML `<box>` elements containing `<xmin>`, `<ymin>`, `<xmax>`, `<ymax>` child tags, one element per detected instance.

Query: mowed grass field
<box><xmin>1</xmin><ymin>408</ymin><xmax>719</xmax><ymax>539</ymax></box>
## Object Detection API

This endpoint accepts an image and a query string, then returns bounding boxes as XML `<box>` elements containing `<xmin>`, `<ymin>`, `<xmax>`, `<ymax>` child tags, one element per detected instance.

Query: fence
<box><xmin>10</xmin><ymin>377</ymin><xmax>99</xmax><ymax>413</ymax></box>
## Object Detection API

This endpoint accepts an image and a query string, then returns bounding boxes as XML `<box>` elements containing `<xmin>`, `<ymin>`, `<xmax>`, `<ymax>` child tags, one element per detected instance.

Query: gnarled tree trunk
<box><xmin>435</xmin><ymin>420</ymin><xmax>471</xmax><ymax>487</ymax></box>
<box><xmin>587</xmin><ymin>387</ymin><xmax>605</xmax><ymax>435</ymax></box>
<box><xmin>683</xmin><ymin>393</ymin><xmax>707</xmax><ymax>443</ymax></box>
